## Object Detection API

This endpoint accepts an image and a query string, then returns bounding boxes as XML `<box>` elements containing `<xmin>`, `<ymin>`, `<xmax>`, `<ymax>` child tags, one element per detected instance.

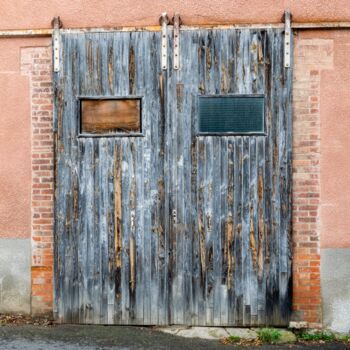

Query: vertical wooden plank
<box><xmin>68</xmin><ymin>35</ymin><xmax>79</xmax><ymax>324</ymax></box>
<box><xmin>279</xmin><ymin>28</ymin><xmax>293</xmax><ymax>324</ymax></box>
<box><xmin>181</xmin><ymin>30</ymin><xmax>194</xmax><ymax>326</ymax></box>
<box><xmin>257</xmin><ymin>29</ymin><xmax>269</xmax><ymax>326</ymax></box>
<box><xmin>211</xmin><ymin>30</ymin><xmax>222</xmax><ymax>327</ymax></box>
<box><xmin>204</xmin><ymin>137</ymin><xmax>214</xmax><ymax>326</ymax></box>
<box><xmin>106</xmin><ymin>139</ymin><xmax>115</xmax><ymax>324</ymax></box>
<box><xmin>218</xmin><ymin>30</ymin><xmax>229</xmax><ymax>326</ymax></box>
<box><xmin>190</xmin><ymin>73</ymin><xmax>199</xmax><ymax>324</ymax></box>
<box><xmin>146</xmin><ymin>32</ymin><xmax>160</xmax><ymax>326</ymax></box>
<box><xmin>203</xmin><ymin>29</ymin><xmax>215</xmax><ymax>327</ymax></box>
<box><xmin>249</xmin><ymin>136</ymin><xmax>258</xmax><ymax>326</ymax></box>
<box><xmin>241</xmin><ymin>29</ymin><xmax>252</xmax><ymax>326</ymax></box>
<box><xmin>128</xmin><ymin>139</ymin><xmax>137</xmax><ymax>323</ymax></box>
<box><xmin>249</xmin><ymin>31</ymin><xmax>259</xmax><ymax>326</ymax></box>
<box><xmin>196</xmin><ymin>137</ymin><xmax>206</xmax><ymax>326</ymax></box>
<box><xmin>152</xmin><ymin>29</ymin><xmax>167</xmax><ymax>325</ymax></box>
<box><xmin>196</xmin><ymin>30</ymin><xmax>207</xmax><ymax>326</ymax></box>
<box><xmin>92</xmin><ymin>139</ymin><xmax>101</xmax><ymax>324</ymax></box>
<box><xmin>257</xmin><ymin>136</ymin><xmax>266</xmax><ymax>325</ymax></box>
<box><xmin>282</xmin><ymin>27</ymin><xmax>293</xmax><ymax>324</ymax></box>
<box><xmin>227</xmin><ymin>137</ymin><xmax>235</xmax><ymax>325</ymax></box>
<box><xmin>139</xmin><ymin>32</ymin><xmax>152</xmax><ymax>326</ymax></box>
<box><xmin>242</xmin><ymin>135</ymin><xmax>251</xmax><ymax>326</ymax></box>
<box><xmin>77</xmin><ymin>138</ymin><xmax>85</xmax><ymax>324</ymax></box>
<box><xmin>135</xmin><ymin>138</ymin><xmax>144</xmax><ymax>323</ymax></box>
<box><xmin>265</xmin><ymin>28</ymin><xmax>277</xmax><ymax>325</ymax></box>
<box><xmin>233</xmin><ymin>136</ymin><xmax>243</xmax><ymax>325</ymax></box>
<box><xmin>212</xmin><ymin>136</ymin><xmax>222</xmax><ymax>327</ymax></box>
<box><xmin>134</xmin><ymin>33</ymin><xmax>146</xmax><ymax>324</ymax></box>
<box><xmin>61</xmin><ymin>34</ymin><xmax>73</xmax><ymax>324</ymax></box>
<box><xmin>114</xmin><ymin>141</ymin><xmax>123</xmax><ymax>324</ymax></box>
<box><xmin>99</xmin><ymin>138</ymin><xmax>109</xmax><ymax>324</ymax></box>
<box><xmin>85</xmin><ymin>138</ymin><xmax>95</xmax><ymax>324</ymax></box>
<box><xmin>121</xmin><ymin>138</ymin><xmax>130</xmax><ymax>324</ymax></box>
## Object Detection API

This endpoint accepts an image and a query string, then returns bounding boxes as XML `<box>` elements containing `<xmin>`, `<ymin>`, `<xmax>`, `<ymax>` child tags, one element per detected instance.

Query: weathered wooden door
<box><xmin>54</xmin><ymin>28</ymin><xmax>292</xmax><ymax>326</ymax></box>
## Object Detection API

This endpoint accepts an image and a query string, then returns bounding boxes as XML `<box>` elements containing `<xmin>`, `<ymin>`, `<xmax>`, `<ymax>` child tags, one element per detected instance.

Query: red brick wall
<box><xmin>292</xmin><ymin>36</ymin><xmax>333</xmax><ymax>327</ymax></box>
<box><xmin>21</xmin><ymin>46</ymin><xmax>54</xmax><ymax>315</ymax></box>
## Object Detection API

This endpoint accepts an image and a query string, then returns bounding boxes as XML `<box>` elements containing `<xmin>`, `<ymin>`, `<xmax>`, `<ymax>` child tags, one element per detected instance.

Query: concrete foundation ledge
<box><xmin>156</xmin><ymin>326</ymin><xmax>296</xmax><ymax>343</ymax></box>
<box><xmin>0</xmin><ymin>238</ymin><xmax>31</xmax><ymax>314</ymax></box>
<box><xmin>321</xmin><ymin>248</ymin><xmax>350</xmax><ymax>333</ymax></box>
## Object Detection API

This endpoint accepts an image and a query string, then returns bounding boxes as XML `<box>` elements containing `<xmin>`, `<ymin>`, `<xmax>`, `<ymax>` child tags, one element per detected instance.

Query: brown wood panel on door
<box><xmin>54</xmin><ymin>28</ymin><xmax>293</xmax><ymax>326</ymax></box>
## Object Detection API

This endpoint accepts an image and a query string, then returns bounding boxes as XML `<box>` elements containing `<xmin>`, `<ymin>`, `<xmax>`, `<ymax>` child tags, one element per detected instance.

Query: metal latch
<box><xmin>173</xmin><ymin>14</ymin><xmax>181</xmax><ymax>70</ymax></box>
<box><xmin>172</xmin><ymin>209</ymin><xmax>177</xmax><ymax>224</ymax></box>
<box><xmin>51</xmin><ymin>17</ymin><xmax>62</xmax><ymax>73</ymax></box>
<box><xmin>159</xmin><ymin>13</ymin><xmax>169</xmax><ymax>70</ymax></box>
<box><xmin>283</xmin><ymin>11</ymin><xmax>292</xmax><ymax>68</ymax></box>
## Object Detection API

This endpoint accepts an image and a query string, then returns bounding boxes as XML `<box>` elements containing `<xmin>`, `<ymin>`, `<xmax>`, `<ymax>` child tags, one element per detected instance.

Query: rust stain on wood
<box><xmin>226</xmin><ymin>215</ymin><xmax>234</xmax><ymax>289</ymax></box>
<box><xmin>206</xmin><ymin>46</ymin><xmax>212</xmax><ymax>72</ymax></box>
<box><xmin>128</xmin><ymin>46</ymin><xmax>135</xmax><ymax>95</ymax></box>
<box><xmin>73</xmin><ymin>187</ymin><xmax>78</xmax><ymax>221</ymax></box>
<box><xmin>257</xmin><ymin>173</ymin><xmax>264</xmax><ymax>280</ymax></box>
<box><xmin>249</xmin><ymin>212</ymin><xmax>258</xmax><ymax>270</ymax></box>
<box><xmin>108</xmin><ymin>46</ymin><xmax>114</xmax><ymax>92</ymax></box>
<box><xmin>176</xmin><ymin>84</ymin><xmax>184</xmax><ymax>112</ymax></box>
<box><xmin>258</xmin><ymin>43</ymin><xmax>264</xmax><ymax>64</ymax></box>
<box><xmin>198</xmin><ymin>186</ymin><xmax>206</xmax><ymax>284</ymax></box>
<box><xmin>221</xmin><ymin>64</ymin><xmax>229</xmax><ymax>93</ymax></box>
<box><xmin>129</xmin><ymin>236</ymin><xmax>136</xmax><ymax>292</ymax></box>
<box><xmin>86</xmin><ymin>39</ymin><xmax>93</xmax><ymax>73</ymax></box>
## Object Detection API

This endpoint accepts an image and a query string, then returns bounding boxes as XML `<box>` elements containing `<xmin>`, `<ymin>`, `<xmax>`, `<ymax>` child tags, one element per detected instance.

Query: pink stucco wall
<box><xmin>318</xmin><ymin>31</ymin><xmax>350</xmax><ymax>248</ymax></box>
<box><xmin>294</xmin><ymin>30</ymin><xmax>350</xmax><ymax>249</ymax></box>
<box><xmin>0</xmin><ymin>38</ymin><xmax>49</xmax><ymax>238</ymax></box>
<box><xmin>1</xmin><ymin>0</ymin><xmax>350</xmax><ymax>30</ymax></box>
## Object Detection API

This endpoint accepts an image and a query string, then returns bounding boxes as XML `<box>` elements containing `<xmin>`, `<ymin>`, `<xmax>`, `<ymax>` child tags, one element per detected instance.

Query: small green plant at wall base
<box><xmin>339</xmin><ymin>335</ymin><xmax>350</xmax><ymax>342</ymax></box>
<box><xmin>226</xmin><ymin>335</ymin><xmax>241</xmax><ymax>343</ymax></box>
<box><xmin>299</xmin><ymin>331</ymin><xmax>336</xmax><ymax>342</ymax></box>
<box><xmin>257</xmin><ymin>328</ymin><xmax>282</xmax><ymax>343</ymax></box>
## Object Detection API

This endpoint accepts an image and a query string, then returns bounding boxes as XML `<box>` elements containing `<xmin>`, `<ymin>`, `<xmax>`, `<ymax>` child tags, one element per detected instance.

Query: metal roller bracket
<box><xmin>173</xmin><ymin>14</ymin><xmax>181</xmax><ymax>70</ymax></box>
<box><xmin>159</xmin><ymin>13</ymin><xmax>169</xmax><ymax>70</ymax></box>
<box><xmin>284</xmin><ymin>11</ymin><xmax>292</xmax><ymax>68</ymax></box>
<box><xmin>52</xmin><ymin>17</ymin><xmax>62</xmax><ymax>73</ymax></box>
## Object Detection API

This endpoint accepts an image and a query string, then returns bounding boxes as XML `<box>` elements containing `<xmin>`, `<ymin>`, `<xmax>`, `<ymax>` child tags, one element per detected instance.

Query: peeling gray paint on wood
<box><xmin>54</xmin><ymin>28</ymin><xmax>293</xmax><ymax>326</ymax></box>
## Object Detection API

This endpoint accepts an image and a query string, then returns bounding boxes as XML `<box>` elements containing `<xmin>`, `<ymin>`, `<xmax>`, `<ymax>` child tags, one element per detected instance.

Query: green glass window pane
<box><xmin>198</xmin><ymin>96</ymin><xmax>264</xmax><ymax>134</ymax></box>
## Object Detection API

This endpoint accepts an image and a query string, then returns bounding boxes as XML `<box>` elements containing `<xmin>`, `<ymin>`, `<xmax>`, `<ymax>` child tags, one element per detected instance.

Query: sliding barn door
<box><xmin>165</xmin><ymin>28</ymin><xmax>293</xmax><ymax>326</ymax></box>
<box><xmin>54</xmin><ymin>28</ymin><xmax>293</xmax><ymax>326</ymax></box>
<box><xmin>54</xmin><ymin>31</ymin><xmax>170</xmax><ymax>325</ymax></box>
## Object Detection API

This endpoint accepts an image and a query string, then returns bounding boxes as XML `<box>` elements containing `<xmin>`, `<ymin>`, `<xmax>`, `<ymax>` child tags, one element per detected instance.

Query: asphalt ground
<box><xmin>0</xmin><ymin>325</ymin><xmax>349</xmax><ymax>350</ymax></box>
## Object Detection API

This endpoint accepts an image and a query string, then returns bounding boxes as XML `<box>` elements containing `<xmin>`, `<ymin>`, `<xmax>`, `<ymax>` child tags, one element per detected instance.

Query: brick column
<box><xmin>21</xmin><ymin>46</ymin><xmax>54</xmax><ymax>315</ymax></box>
<box><xmin>292</xmin><ymin>37</ymin><xmax>333</xmax><ymax>327</ymax></box>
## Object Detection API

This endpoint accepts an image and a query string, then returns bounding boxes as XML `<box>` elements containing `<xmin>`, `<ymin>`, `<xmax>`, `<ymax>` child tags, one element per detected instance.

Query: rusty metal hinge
<box><xmin>283</xmin><ymin>11</ymin><xmax>292</xmax><ymax>68</ymax></box>
<box><xmin>51</xmin><ymin>17</ymin><xmax>63</xmax><ymax>72</ymax></box>
<box><xmin>173</xmin><ymin>14</ymin><xmax>182</xmax><ymax>70</ymax></box>
<box><xmin>159</xmin><ymin>13</ymin><xmax>169</xmax><ymax>70</ymax></box>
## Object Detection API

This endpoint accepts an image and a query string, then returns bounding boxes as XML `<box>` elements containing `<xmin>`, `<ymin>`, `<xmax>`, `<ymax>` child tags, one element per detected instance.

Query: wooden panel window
<box><xmin>80</xmin><ymin>98</ymin><xmax>141</xmax><ymax>135</ymax></box>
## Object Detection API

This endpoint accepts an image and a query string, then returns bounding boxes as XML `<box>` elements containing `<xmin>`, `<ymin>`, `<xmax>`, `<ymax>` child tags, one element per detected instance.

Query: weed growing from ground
<box><xmin>257</xmin><ymin>328</ymin><xmax>282</xmax><ymax>343</ymax></box>
<box><xmin>226</xmin><ymin>335</ymin><xmax>241</xmax><ymax>343</ymax></box>
<box><xmin>339</xmin><ymin>335</ymin><xmax>350</xmax><ymax>342</ymax></box>
<box><xmin>298</xmin><ymin>331</ymin><xmax>336</xmax><ymax>342</ymax></box>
